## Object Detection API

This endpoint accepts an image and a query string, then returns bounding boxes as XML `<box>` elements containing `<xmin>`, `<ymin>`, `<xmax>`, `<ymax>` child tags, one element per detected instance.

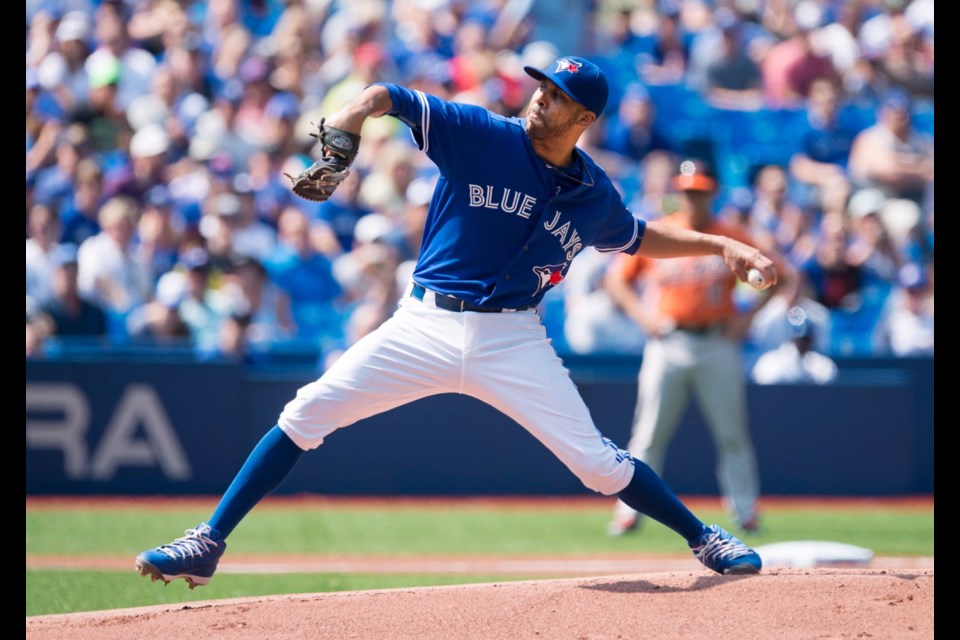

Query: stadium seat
<box><xmin>709</xmin><ymin>107</ymin><xmax>802</xmax><ymax>188</ymax></box>
<box><xmin>912</xmin><ymin>99</ymin><xmax>934</xmax><ymax>136</ymax></box>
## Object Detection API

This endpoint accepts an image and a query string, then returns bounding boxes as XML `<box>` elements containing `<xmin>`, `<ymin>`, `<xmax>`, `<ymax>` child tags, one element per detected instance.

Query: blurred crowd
<box><xmin>26</xmin><ymin>0</ymin><xmax>934</xmax><ymax>366</ymax></box>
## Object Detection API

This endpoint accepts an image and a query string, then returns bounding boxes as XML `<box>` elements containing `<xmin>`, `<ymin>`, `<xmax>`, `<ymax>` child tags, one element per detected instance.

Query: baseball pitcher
<box><xmin>136</xmin><ymin>56</ymin><xmax>776</xmax><ymax>588</ymax></box>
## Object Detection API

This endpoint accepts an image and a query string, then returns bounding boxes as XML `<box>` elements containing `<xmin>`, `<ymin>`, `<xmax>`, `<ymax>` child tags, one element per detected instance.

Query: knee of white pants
<box><xmin>277</xmin><ymin>417</ymin><xmax>327</xmax><ymax>451</ymax></box>
<box><xmin>276</xmin><ymin>381</ymin><xmax>348</xmax><ymax>450</ymax></box>
<box><xmin>571</xmin><ymin>453</ymin><xmax>635</xmax><ymax>496</ymax></box>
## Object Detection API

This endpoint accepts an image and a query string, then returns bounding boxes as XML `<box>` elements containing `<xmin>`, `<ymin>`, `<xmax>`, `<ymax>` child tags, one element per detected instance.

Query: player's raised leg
<box><xmin>463</xmin><ymin>312</ymin><xmax>761</xmax><ymax>575</ymax></box>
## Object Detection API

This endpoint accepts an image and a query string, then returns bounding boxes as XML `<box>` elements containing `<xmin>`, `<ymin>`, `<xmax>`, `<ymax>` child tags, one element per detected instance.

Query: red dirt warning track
<box><xmin>26</xmin><ymin>568</ymin><xmax>933</xmax><ymax>640</ymax></box>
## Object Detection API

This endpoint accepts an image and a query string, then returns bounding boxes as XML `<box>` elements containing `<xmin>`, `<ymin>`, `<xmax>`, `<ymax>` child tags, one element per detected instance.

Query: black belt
<box><xmin>410</xmin><ymin>283</ymin><xmax>531</xmax><ymax>313</ymax></box>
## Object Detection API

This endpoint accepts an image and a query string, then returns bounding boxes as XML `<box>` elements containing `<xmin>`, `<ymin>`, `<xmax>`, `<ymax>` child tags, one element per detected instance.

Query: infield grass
<box><xmin>26</xmin><ymin>498</ymin><xmax>933</xmax><ymax>616</ymax></box>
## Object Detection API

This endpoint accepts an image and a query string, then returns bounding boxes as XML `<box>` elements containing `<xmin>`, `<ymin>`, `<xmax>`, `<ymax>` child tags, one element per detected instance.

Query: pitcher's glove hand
<box><xmin>284</xmin><ymin>119</ymin><xmax>362</xmax><ymax>202</ymax></box>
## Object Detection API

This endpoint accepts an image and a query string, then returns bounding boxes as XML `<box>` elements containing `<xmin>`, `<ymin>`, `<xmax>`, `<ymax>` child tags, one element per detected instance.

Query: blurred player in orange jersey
<box><xmin>605</xmin><ymin>160</ymin><xmax>787</xmax><ymax>536</ymax></box>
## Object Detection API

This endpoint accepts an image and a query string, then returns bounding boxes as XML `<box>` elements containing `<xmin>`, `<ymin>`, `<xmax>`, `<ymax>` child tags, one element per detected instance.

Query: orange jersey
<box><xmin>614</xmin><ymin>215</ymin><xmax>761</xmax><ymax>326</ymax></box>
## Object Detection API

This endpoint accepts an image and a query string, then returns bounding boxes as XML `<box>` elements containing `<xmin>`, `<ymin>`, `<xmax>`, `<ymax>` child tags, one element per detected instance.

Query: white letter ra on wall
<box><xmin>91</xmin><ymin>385</ymin><xmax>191</xmax><ymax>480</ymax></box>
<box><xmin>26</xmin><ymin>383</ymin><xmax>191</xmax><ymax>481</ymax></box>
<box><xmin>25</xmin><ymin>384</ymin><xmax>89</xmax><ymax>478</ymax></box>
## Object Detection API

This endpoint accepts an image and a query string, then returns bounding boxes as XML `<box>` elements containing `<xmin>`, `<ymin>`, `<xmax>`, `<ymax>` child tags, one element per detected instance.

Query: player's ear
<box><xmin>579</xmin><ymin>110</ymin><xmax>597</xmax><ymax>128</ymax></box>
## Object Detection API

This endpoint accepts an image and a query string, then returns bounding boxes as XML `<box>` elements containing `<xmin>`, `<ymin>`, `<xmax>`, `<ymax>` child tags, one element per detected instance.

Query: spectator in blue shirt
<box><xmin>135</xmin><ymin>185</ymin><xmax>182</xmax><ymax>286</ymax></box>
<box><xmin>314</xmin><ymin>169</ymin><xmax>371</xmax><ymax>254</ymax></box>
<box><xmin>789</xmin><ymin>78</ymin><xmax>858</xmax><ymax>208</ymax></box>
<box><xmin>640</xmin><ymin>1</ymin><xmax>695</xmax><ymax>84</ymax></box>
<box><xmin>32</xmin><ymin>124</ymin><xmax>89</xmax><ymax>213</ymax></box>
<box><xmin>59</xmin><ymin>157</ymin><xmax>103</xmax><ymax>246</ymax></box>
<box><xmin>265</xmin><ymin>208</ymin><xmax>342</xmax><ymax>344</ymax></box>
<box><xmin>600</xmin><ymin>83</ymin><xmax>669</xmax><ymax>163</ymax></box>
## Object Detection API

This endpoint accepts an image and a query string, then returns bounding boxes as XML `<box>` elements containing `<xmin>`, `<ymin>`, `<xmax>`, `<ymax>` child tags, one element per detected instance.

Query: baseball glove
<box><xmin>284</xmin><ymin>119</ymin><xmax>362</xmax><ymax>202</ymax></box>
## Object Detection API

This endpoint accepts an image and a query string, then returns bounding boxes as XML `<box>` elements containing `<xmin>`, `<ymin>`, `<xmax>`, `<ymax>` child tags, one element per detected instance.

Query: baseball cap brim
<box><xmin>524</xmin><ymin>66</ymin><xmax>582</xmax><ymax>107</ymax></box>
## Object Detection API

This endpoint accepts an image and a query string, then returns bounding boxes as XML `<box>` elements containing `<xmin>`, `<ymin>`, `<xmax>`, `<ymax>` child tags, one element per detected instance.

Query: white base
<box><xmin>754</xmin><ymin>541</ymin><xmax>874</xmax><ymax>568</ymax></box>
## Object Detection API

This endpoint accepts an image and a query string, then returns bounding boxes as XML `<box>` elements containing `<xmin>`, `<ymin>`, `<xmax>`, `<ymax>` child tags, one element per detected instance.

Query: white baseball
<box><xmin>747</xmin><ymin>268</ymin><xmax>767</xmax><ymax>290</ymax></box>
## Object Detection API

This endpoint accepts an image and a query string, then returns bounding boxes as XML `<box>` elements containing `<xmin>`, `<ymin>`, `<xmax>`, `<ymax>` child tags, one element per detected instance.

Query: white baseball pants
<box><xmin>614</xmin><ymin>330</ymin><xmax>760</xmax><ymax>524</ymax></box>
<box><xmin>278</xmin><ymin>290</ymin><xmax>635</xmax><ymax>495</ymax></box>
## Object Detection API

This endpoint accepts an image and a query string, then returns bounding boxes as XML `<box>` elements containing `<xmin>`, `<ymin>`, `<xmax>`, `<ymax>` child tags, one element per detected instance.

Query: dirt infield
<box><xmin>26</xmin><ymin>568</ymin><xmax>933</xmax><ymax>640</ymax></box>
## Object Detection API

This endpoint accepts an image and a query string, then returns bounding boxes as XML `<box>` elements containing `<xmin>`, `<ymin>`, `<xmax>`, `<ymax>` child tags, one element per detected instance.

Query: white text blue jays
<box><xmin>468</xmin><ymin>184</ymin><xmax>538</xmax><ymax>219</ymax></box>
<box><xmin>544</xmin><ymin>209</ymin><xmax>583</xmax><ymax>260</ymax></box>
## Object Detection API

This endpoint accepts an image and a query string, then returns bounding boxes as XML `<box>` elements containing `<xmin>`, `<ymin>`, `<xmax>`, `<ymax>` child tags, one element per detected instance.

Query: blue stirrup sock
<box><xmin>208</xmin><ymin>425</ymin><xmax>304</xmax><ymax>539</ymax></box>
<box><xmin>616</xmin><ymin>459</ymin><xmax>706</xmax><ymax>543</ymax></box>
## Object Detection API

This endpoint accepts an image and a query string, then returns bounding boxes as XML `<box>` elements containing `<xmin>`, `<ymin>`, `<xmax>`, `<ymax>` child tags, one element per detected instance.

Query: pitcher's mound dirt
<box><xmin>26</xmin><ymin>568</ymin><xmax>932</xmax><ymax>640</ymax></box>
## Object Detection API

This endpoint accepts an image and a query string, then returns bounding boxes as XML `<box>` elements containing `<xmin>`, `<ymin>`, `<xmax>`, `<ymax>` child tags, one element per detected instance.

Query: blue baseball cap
<box><xmin>523</xmin><ymin>56</ymin><xmax>609</xmax><ymax>116</ymax></box>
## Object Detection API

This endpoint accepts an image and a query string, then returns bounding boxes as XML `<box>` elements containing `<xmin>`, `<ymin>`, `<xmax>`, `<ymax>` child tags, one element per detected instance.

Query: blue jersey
<box><xmin>378</xmin><ymin>83</ymin><xmax>645</xmax><ymax>309</ymax></box>
<box><xmin>797</xmin><ymin>112</ymin><xmax>857</xmax><ymax>169</ymax></box>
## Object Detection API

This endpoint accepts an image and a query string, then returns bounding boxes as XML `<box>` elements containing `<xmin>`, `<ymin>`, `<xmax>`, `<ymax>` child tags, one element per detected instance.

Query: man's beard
<box><xmin>525</xmin><ymin>110</ymin><xmax>581</xmax><ymax>140</ymax></box>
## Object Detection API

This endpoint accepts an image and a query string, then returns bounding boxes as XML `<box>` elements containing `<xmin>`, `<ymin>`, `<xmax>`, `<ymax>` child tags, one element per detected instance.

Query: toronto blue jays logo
<box><xmin>533</xmin><ymin>264</ymin><xmax>567</xmax><ymax>295</ymax></box>
<box><xmin>554</xmin><ymin>58</ymin><xmax>582</xmax><ymax>74</ymax></box>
